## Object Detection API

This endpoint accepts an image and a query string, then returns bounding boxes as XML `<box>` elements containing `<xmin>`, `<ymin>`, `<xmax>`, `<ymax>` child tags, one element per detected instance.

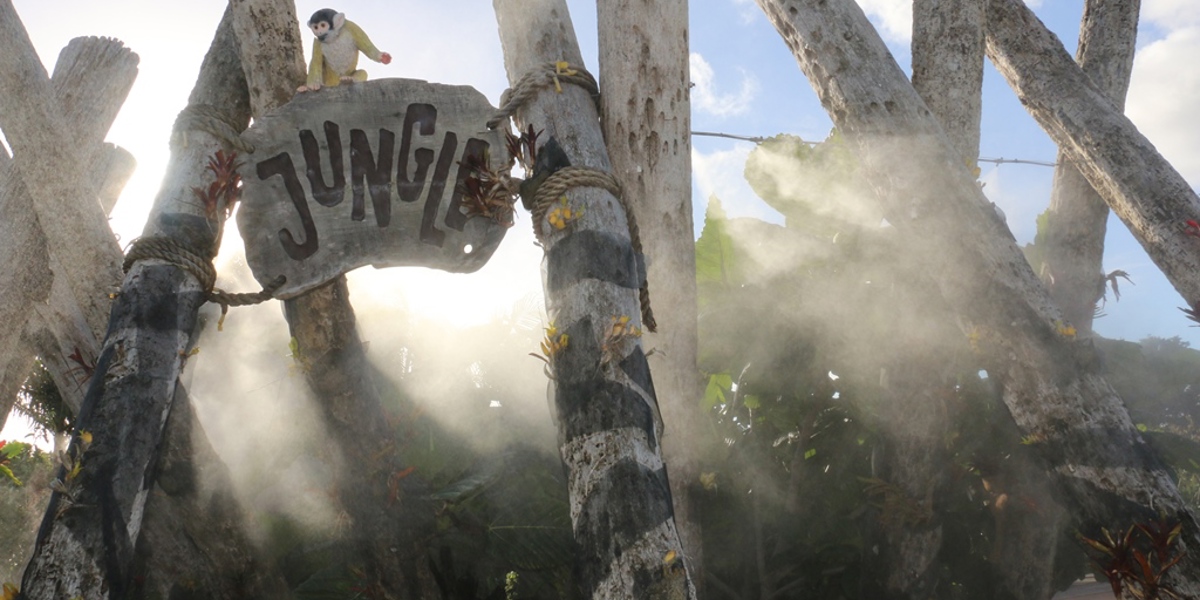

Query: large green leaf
<box><xmin>695</xmin><ymin>196</ymin><xmax>740</xmax><ymax>288</ymax></box>
<box><xmin>704</xmin><ymin>373</ymin><xmax>734</xmax><ymax>410</ymax></box>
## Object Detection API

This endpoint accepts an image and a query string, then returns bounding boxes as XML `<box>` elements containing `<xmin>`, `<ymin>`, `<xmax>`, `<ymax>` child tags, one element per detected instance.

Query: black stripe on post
<box><xmin>555</xmin><ymin>318</ymin><xmax>658</xmax><ymax>452</ymax></box>
<box><xmin>545</xmin><ymin>229</ymin><xmax>641</xmax><ymax>293</ymax></box>
<box><xmin>618</xmin><ymin>346</ymin><xmax>656</xmax><ymax>404</ymax></box>
<box><xmin>574</xmin><ymin>460</ymin><xmax>674</xmax><ymax>597</ymax></box>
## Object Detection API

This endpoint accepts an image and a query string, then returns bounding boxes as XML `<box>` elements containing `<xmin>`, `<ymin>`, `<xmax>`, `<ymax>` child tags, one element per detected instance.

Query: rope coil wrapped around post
<box><xmin>123</xmin><ymin>236</ymin><xmax>284</xmax><ymax>328</ymax></box>
<box><xmin>490</xmin><ymin>62</ymin><xmax>656</xmax><ymax>332</ymax></box>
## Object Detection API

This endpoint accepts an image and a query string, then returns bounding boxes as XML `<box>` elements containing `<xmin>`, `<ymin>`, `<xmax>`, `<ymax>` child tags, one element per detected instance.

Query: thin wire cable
<box><xmin>691</xmin><ymin>131</ymin><xmax>1057</xmax><ymax>167</ymax></box>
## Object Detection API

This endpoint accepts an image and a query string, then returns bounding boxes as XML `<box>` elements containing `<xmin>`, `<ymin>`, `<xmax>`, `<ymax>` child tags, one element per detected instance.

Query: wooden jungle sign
<box><xmin>237</xmin><ymin>78</ymin><xmax>509</xmax><ymax>299</ymax></box>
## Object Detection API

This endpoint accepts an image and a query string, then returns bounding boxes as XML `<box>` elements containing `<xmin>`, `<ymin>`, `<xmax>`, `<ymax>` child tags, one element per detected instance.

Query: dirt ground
<box><xmin>1052</xmin><ymin>578</ymin><xmax>1114</xmax><ymax>599</ymax></box>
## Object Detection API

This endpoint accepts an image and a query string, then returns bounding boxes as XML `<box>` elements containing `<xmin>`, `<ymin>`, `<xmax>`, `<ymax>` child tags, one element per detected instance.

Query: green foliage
<box><xmin>692</xmin><ymin>131</ymin><xmax>1087</xmax><ymax>599</ymax></box>
<box><xmin>0</xmin><ymin>443</ymin><xmax>53</xmax><ymax>585</ymax></box>
<box><xmin>14</xmin><ymin>361</ymin><xmax>72</xmax><ymax>443</ymax></box>
<box><xmin>695</xmin><ymin>196</ymin><xmax>742</xmax><ymax>293</ymax></box>
<box><xmin>1022</xmin><ymin>208</ymin><xmax>1052</xmax><ymax>275</ymax></box>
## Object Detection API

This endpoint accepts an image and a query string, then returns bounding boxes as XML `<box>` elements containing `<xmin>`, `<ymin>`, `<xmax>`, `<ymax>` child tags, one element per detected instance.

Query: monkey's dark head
<box><xmin>308</xmin><ymin>9</ymin><xmax>345</xmax><ymax>41</ymax></box>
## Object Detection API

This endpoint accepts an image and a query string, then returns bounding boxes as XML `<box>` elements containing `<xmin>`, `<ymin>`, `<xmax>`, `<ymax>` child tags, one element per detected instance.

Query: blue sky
<box><xmin>4</xmin><ymin>1</ymin><xmax>1200</xmax><ymax>443</ymax></box>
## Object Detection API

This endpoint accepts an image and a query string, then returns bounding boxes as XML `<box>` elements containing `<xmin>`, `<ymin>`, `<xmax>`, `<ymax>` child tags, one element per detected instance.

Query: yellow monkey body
<box><xmin>300</xmin><ymin>10</ymin><xmax>391</xmax><ymax>92</ymax></box>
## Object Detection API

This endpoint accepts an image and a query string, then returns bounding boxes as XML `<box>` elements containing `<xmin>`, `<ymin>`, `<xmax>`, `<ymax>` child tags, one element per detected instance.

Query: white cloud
<box><xmin>850</xmin><ymin>0</ymin><xmax>1042</xmax><ymax>45</ymax></box>
<box><xmin>692</xmin><ymin>144</ymin><xmax>784</xmax><ymax>224</ymax></box>
<box><xmin>1126</xmin><ymin>26</ymin><xmax>1200</xmax><ymax>186</ymax></box>
<box><xmin>690</xmin><ymin>52</ymin><xmax>759</xmax><ymax>118</ymax></box>
<box><xmin>1142</xmin><ymin>0</ymin><xmax>1200</xmax><ymax>29</ymax></box>
<box><xmin>730</xmin><ymin>0</ymin><xmax>759</xmax><ymax>24</ymax></box>
<box><xmin>855</xmin><ymin>0</ymin><xmax>911</xmax><ymax>43</ymax></box>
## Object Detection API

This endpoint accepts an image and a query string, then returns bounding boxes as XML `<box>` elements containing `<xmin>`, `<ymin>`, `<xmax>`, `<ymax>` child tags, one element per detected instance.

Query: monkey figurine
<box><xmin>297</xmin><ymin>9</ymin><xmax>392</xmax><ymax>93</ymax></box>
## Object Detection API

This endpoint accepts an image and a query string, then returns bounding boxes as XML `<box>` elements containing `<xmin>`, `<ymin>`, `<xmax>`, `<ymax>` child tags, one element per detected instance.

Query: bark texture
<box><xmin>19</xmin><ymin>8</ymin><xmax>267</xmax><ymax>598</ymax></box>
<box><xmin>0</xmin><ymin>20</ymin><xmax>128</xmax><ymax>377</ymax></box>
<box><xmin>912</xmin><ymin>0</ymin><xmax>984</xmax><ymax>164</ymax></box>
<box><xmin>1040</xmin><ymin>0</ymin><xmax>1140</xmax><ymax>334</ymax></box>
<box><xmin>914</xmin><ymin>2</ymin><xmax>1066</xmax><ymax>598</ymax></box>
<box><xmin>984</xmin><ymin>0</ymin><xmax>1200</xmax><ymax>314</ymax></box>
<box><xmin>495</xmin><ymin>1</ymin><xmax>694</xmax><ymax>598</ymax></box>
<box><xmin>0</xmin><ymin>34</ymin><xmax>137</xmax><ymax>426</ymax></box>
<box><xmin>851</xmin><ymin>4</ymin><xmax>988</xmax><ymax>596</ymax></box>
<box><xmin>754</xmin><ymin>0</ymin><xmax>1200</xmax><ymax>596</ymax></box>
<box><xmin>283</xmin><ymin>278</ymin><xmax>437</xmax><ymax>599</ymax></box>
<box><xmin>596</xmin><ymin>0</ymin><xmax>704</xmax><ymax>595</ymax></box>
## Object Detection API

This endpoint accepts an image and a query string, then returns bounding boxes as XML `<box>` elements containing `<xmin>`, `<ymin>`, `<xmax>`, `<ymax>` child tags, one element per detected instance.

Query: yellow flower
<box><xmin>1054</xmin><ymin>320</ymin><xmax>1077</xmax><ymax>338</ymax></box>
<box><xmin>547</xmin><ymin>197</ymin><xmax>582</xmax><ymax>230</ymax></box>
<box><xmin>2</xmin><ymin>582</ymin><xmax>18</xmax><ymax>600</ymax></box>
<box><xmin>540</xmin><ymin>322</ymin><xmax>569</xmax><ymax>358</ymax></box>
<box><xmin>79</xmin><ymin>430</ymin><xmax>93</xmax><ymax>446</ymax></box>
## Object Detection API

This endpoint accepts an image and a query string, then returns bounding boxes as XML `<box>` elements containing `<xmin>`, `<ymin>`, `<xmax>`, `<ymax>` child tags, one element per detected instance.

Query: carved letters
<box><xmin>237</xmin><ymin>79</ymin><xmax>509</xmax><ymax>299</ymax></box>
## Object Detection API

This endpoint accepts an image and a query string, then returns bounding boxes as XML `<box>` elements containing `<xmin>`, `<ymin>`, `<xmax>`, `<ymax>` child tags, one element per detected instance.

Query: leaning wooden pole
<box><xmin>754</xmin><ymin>0</ymin><xmax>1200</xmax><ymax>596</ymax></box>
<box><xmin>494</xmin><ymin>1</ymin><xmax>695</xmax><ymax>598</ymax></box>
<box><xmin>19</xmin><ymin>8</ymin><xmax>258</xmax><ymax>597</ymax></box>
<box><xmin>984</xmin><ymin>0</ymin><xmax>1200</xmax><ymax>318</ymax></box>
<box><xmin>596</xmin><ymin>0</ymin><xmax>705</xmax><ymax>594</ymax></box>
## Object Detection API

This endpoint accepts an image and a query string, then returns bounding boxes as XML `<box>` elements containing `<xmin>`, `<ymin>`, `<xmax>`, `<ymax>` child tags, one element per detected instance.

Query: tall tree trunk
<box><xmin>913</xmin><ymin>3</ymin><xmax>1068</xmax><ymax>598</ymax></box>
<box><xmin>494</xmin><ymin>1</ymin><xmax>695</xmax><ymax>598</ymax></box>
<box><xmin>844</xmin><ymin>4</ymin><xmax>988</xmax><ymax>596</ymax></box>
<box><xmin>228</xmin><ymin>2</ymin><xmax>437</xmax><ymax>596</ymax></box>
<box><xmin>1038</xmin><ymin>0</ymin><xmax>1140</xmax><ymax>335</ymax></box>
<box><xmin>983</xmin><ymin>0</ymin><xmax>1200</xmax><ymax>315</ymax></box>
<box><xmin>596</xmin><ymin>1</ymin><xmax>704</xmax><ymax>596</ymax></box>
<box><xmin>18</xmin><ymin>6</ymin><xmax>271</xmax><ymax>597</ymax></box>
<box><xmin>754</xmin><ymin>1</ymin><xmax>1200</xmax><ymax>597</ymax></box>
<box><xmin>282</xmin><ymin>278</ymin><xmax>437</xmax><ymax>598</ymax></box>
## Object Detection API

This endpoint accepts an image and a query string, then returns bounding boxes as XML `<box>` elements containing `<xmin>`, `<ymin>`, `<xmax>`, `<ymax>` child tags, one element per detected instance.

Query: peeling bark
<box><xmin>755</xmin><ymin>0</ymin><xmax>1200</xmax><ymax>596</ymax></box>
<box><xmin>1039</xmin><ymin>0</ymin><xmax>1140</xmax><ymax>335</ymax></box>
<box><xmin>984</xmin><ymin>0</ymin><xmax>1200</xmax><ymax>313</ymax></box>
<box><xmin>495</xmin><ymin>1</ymin><xmax>694</xmax><ymax>598</ymax></box>
<box><xmin>596</xmin><ymin>0</ymin><xmax>704</xmax><ymax>596</ymax></box>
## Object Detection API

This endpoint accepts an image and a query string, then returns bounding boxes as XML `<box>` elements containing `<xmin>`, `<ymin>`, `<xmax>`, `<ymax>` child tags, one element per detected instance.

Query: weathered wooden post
<box><xmin>595</xmin><ymin>0</ymin><xmax>705</xmax><ymax>595</ymax></box>
<box><xmin>494</xmin><ymin>0</ymin><xmax>695</xmax><ymax>598</ymax></box>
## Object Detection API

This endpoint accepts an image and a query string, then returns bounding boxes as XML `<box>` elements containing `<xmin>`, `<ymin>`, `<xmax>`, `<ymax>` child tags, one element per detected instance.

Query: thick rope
<box><xmin>171</xmin><ymin>103</ymin><xmax>254</xmax><ymax>153</ymax></box>
<box><xmin>487</xmin><ymin>62</ymin><xmax>600</xmax><ymax>130</ymax></box>
<box><xmin>531</xmin><ymin>167</ymin><xmax>657</xmax><ymax>332</ymax></box>
<box><xmin>123</xmin><ymin>237</ymin><xmax>216</xmax><ymax>291</ymax></box>
<box><xmin>123</xmin><ymin>236</ymin><xmax>284</xmax><ymax>329</ymax></box>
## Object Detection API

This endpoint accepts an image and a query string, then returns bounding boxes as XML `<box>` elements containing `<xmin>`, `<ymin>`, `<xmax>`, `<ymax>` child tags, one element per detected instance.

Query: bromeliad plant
<box><xmin>0</xmin><ymin>441</ymin><xmax>27</xmax><ymax>487</ymax></box>
<box><xmin>1079</xmin><ymin>516</ymin><xmax>1186</xmax><ymax>599</ymax></box>
<box><xmin>192</xmin><ymin>150</ymin><xmax>242</xmax><ymax>218</ymax></box>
